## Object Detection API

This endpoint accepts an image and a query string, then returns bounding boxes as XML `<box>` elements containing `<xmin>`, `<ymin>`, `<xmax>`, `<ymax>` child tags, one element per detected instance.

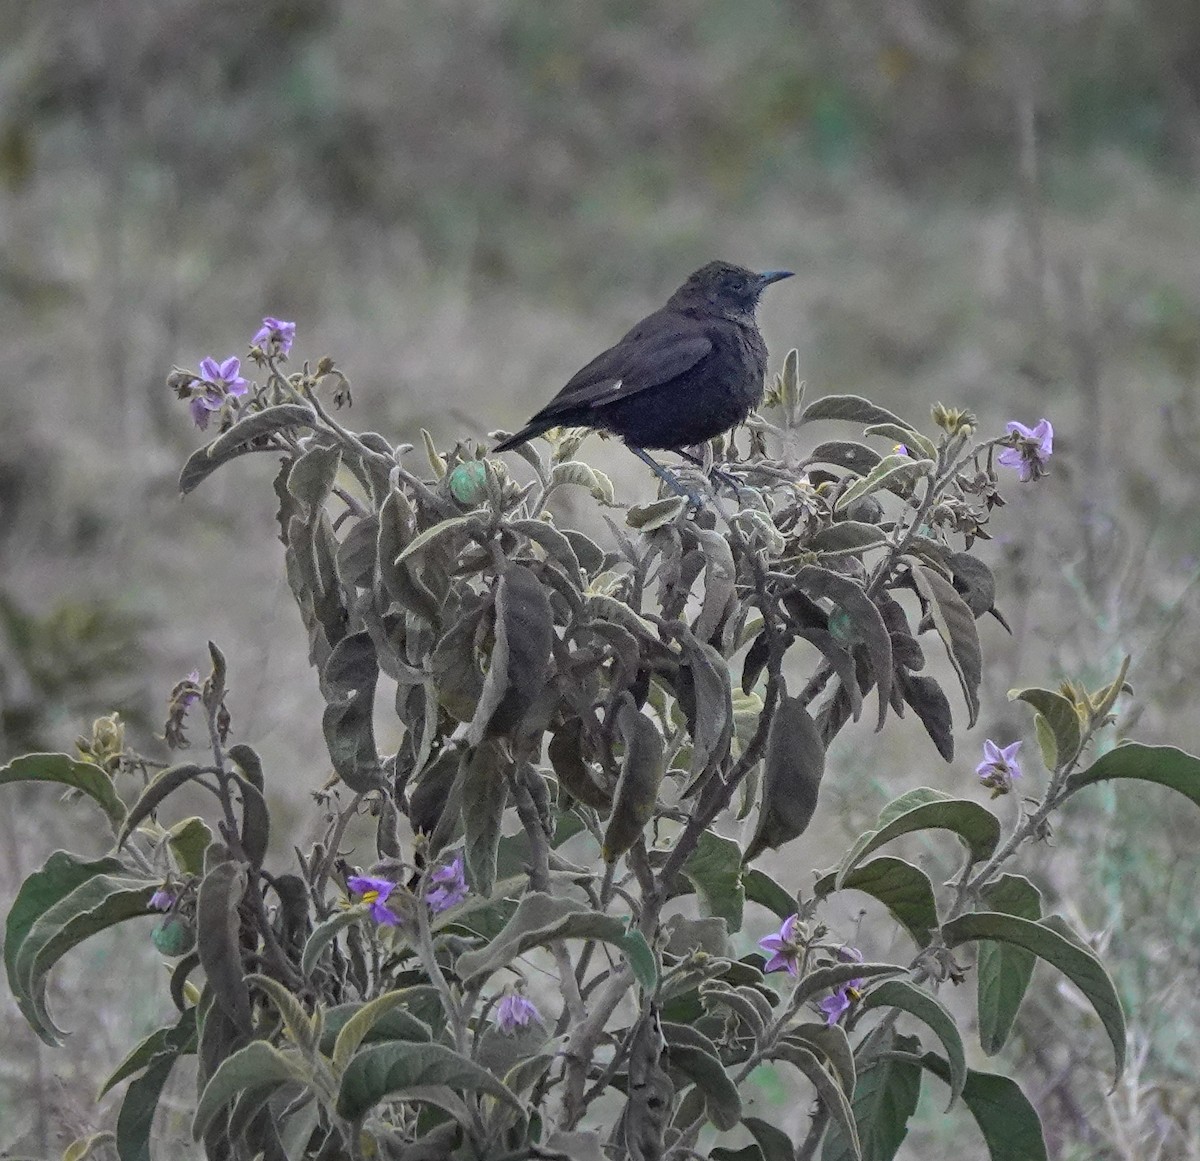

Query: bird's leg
<box><xmin>675</xmin><ymin>449</ymin><xmax>745</xmax><ymax>496</ymax></box>
<box><xmin>626</xmin><ymin>446</ymin><xmax>706</xmax><ymax>508</ymax></box>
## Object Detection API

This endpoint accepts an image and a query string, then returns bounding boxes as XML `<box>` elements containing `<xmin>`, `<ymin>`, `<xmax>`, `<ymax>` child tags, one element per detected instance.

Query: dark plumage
<box><xmin>494</xmin><ymin>261</ymin><xmax>793</xmax><ymax>497</ymax></box>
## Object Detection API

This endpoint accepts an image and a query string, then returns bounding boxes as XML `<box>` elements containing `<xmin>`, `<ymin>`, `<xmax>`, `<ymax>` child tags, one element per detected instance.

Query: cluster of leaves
<box><xmin>3</xmin><ymin>343</ymin><xmax>1200</xmax><ymax>1161</ymax></box>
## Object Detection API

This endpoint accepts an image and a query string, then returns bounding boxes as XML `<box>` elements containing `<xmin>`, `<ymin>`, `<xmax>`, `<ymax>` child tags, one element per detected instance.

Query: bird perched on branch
<box><xmin>494</xmin><ymin>261</ymin><xmax>793</xmax><ymax>500</ymax></box>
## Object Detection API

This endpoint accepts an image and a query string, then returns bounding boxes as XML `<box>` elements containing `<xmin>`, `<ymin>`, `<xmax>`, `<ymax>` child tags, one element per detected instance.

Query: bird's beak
<box><xmin>757</xmin><ymin>269</ymin><xmax>794</xmax><ymax>287</ymax></box>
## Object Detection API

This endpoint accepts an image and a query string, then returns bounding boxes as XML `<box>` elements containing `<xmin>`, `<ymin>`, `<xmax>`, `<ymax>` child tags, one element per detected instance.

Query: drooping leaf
<box><xmin>793</xmin><ymin>566</ymin><xmax>892</xmax><ymax>730</ymax></box>
<box><xmin>603</xmin><ymin>699</ymin><xmax>665</xmax><ymax>863</ymax></box>
<box><xmin>942</xmin><ymin>911</ymin><xmax>1125</xmax><ymax>1077</ymax></box>
<box><xmin>744</xmin><ymin>1115</ymin><xmax>803</xmax><ymax>1161</ymax></box>
<box><xmin>836</xmin><ymin>455</ymin><xmax>932</xmax><ymax>513</ymax></box>
<box><xmin>196</xmin><ymin>860</ymin><xmax>253</xmax><ymax>1035</ymax></box>
<box><xmin>5</xmin><ymin>851</ymin><xmax>127</xmax><ymax>1040</ymax></box>
<box><xmin>117</xmin><ymin>762</ymin><xmax>208</xmax><ymax>848</ymax></box>
<box><xmin>859</xmin><ymin>980</ymin><xmax>965</xmax><ymax>1108</ymax></box>
<box><xmin>1008</xmin><ymin>687</ymin><xmax>1082</xmax><ymax>769</ymax></box>
<box><xmin>745</xmin><ymin>695</ymin><xmax>826</xmax><ymax>862</ymax></box>
<box><xmin>461</xmin><ymin>739</ymin><xmax>508</xmax><ymax>898</ymax></box>
<box><xmin>799</xmin><ymin>395</ymin><xmax>916</xmax><ymax>431</ymax></box>
<box><xmin>682</xmin><ymin>829</ymin><xmax>745</xmax><ymax>931</ymax></box>
<box><xmin>742</xmin><ymin>868</ymin><xmax>796</xmax><ymax>921</ymax></box>
<box><xmin>772</xmin><ymin>1040</ymin><xmax>859</xmax><ymax>1159</ymax></box>
<box><xmin>468</xmin><ymin>564</ymin><xmax>554</xmax><ymax>743</ymax></box>
<box><xmin>178</xmin><ymin>404</ymin><xmax>315</xmax><ymax>494</ymax></box>
<box><xmin>337</xmin><ymin>1041</ymin><xmax>524</xmax><ymax>1122</ymax></box>
<box><xmin>693</xmin><ymin>529</ymin><xmax>737</xmax><ymax>644</ymax></box>
<box><xmin>821</xmin><ymin>1033</ymin><xmax>922</xmax><ymax>1161</ymax></box>
<box><xmin>167</xmin><ymin>817</ymin><xmax>213</xmax><ymax>877</ymax></box>
<box><xmin>455</xmin><ymin>892</ymin><xmax>656</xmax><ymax>989</ymax></box>
<box><xmin>898</xmin><ymin>672</ymin><xmax>954</xmax><ymax>761</ymax></box>
<box><xmin>392</xmin><ymin>514</ymin><xmax>479</xmax><ymax>568</ymax></box>
<box><xmin>287</xmin><ymin>445</ymin><xmax>342</xmax><ymax>508</ymax></box>
<box><xmin>976</xmin><ymin>875</ymin><xmax>1042</xmax><ymax>1055</ymax></box>
<box><xmin>117</xmin><ymin>1054</ymin><xmax>181</xmax><ymax>1161</ymax></box>
<box><xmin>911</xmin><ymin>565</ymin><xmax>982</xmax><ymax>728</ymax></box>
<box><xmin>794</xmin><ymin>963</ymin><xmax>907</xmax><ymax>1009</ymax></box>
<box><xmin>192</xmin><ymin>1041</ymin><xmax>307</xmax><ymax>1139</ymax></box>
<box><xmin>321</xmin><ymin>631</ymin><xmax>385</xmax><ymax>792</ymax></box>
<box><xmin>815</xmin><ymin>857</ymin><xmax>938</xmax><ymax>948</ymax></box>
<box><xmin>786</xmin><ymin>1023</ymin><xmax>855</xmax><ymax>1098</ymax></box>
<box><xmin>627</xmin><ymin>497</ymin><xmax>689</xmax><ymax>531</ymax></box>
<box><xmin>1065</xmin><ymin>741</ymin><xmax>1200</xmax><ymax>811</ymax></box>
<box><xmin>672</xmin><ymin>623</ymin><xmax>733</xmax><ymax>790</ymax></box>
<box><xmin>12</xmin><ymin>869</ymin><xmax>153</xmax><ymax>1045</ymax></box>
<box><xmin>0</xmin><ymin>753</ymin><xmax>126</xmax><ymax>829</ymax></box>
<box><xmin>863</xmin><ymin>423</ymin><xmax>938</xmax><ymax>461</ymax></box>
<box><xmin>919</xmin><ymin>1053</ymin><xmax>1048</xmax><ymax>1161</ymax></box>
<box><xmin>662</xmin><ymin>1022</ymin><xmax>742</xmax><ymax>1130</ymax></box>
<box><xmin>548</xmin><ymin>718</ymin><xmax>612</xmax><ymax>811</ymax></box>
<box><xmin>837</xmin><ymin>792</ymin><xmax>1000</xmax><ymax>886</ymax></box>
<box><xmin>100</xmin><ymin>1008</ymin><xmax>197</xmax><ymax>1098</ymax></box>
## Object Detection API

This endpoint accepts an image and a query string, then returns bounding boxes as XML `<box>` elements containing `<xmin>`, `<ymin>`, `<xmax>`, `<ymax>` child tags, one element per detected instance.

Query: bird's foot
<box><xmin>627</xmin><ymin>446</ymin><xmax>707</xmax><ymax>509</ymax></box>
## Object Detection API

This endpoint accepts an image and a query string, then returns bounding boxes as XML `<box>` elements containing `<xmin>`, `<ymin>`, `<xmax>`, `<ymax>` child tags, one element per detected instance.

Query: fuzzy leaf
<box><xmin>192</xmin><ymin>1041</ymin><xmax>307</xmax><ymax>1139</ymax></box>
<box><xmin>976</xmin><ymin>875</ymin><xmax>1042</xmax><ymax>1055</ymax></box>
<box><xmin>821</xmin><ymin>1034</ymin><xmax>922</xmax><ymax>1161</ymax></box>
<box><xmin>806</xmin><ymin>441</ymin><xmax>883</xmax><ymax>475</ymax></box>
<box><xmin>912</xmin><ymin>565</ymin><xmax>982</xmax><ymax>727</ymax></box>
<box><xmin>461</xmin><ymin>739</ymin><xmax>508</xmax><ymax>898</ymax></box>
<box><xmin>603</xmin><ymin>699</ymin><xmax>665</xmax><ymax>862</ymax></box>
<box><xmin>815</xmin><ymin>857</ymin><xmax>938</xmax><ymax>948</ymax></box>
<box><xmin>0</xmin><ymin>753</ymin><xmax>126</xmax><ymax>830</ymax></box>
<box><xmin>178</xmin><ymin>404</ymin><xmax>315</xmax><ymax>494</ymax></box>
<box><xmin>745</xmin><ymin>696</ymin><xmax>825</xmax><ymax>861</ymax></box>
<box><xmin>1065</xmin><ymin>741</ymin><xmax>1200</xmax><ymax>810</ymax></box>
<box><xmin>1008</xmin><ymin>687</ymin><xmax>1082</xmax><ymax>768</ymax></box>
<box><xmin>799</xmin><ymin>395</ymin><xmax>916</xmax><ymax>431</ymax></box>
<box><xmin>682</xmin><ymin>829</ymin><xmax>745</xmax><ymax>931</ymax></box>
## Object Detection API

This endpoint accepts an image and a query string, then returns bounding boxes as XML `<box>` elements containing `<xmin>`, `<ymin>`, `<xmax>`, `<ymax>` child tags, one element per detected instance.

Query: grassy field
<box><xmin>3</xmin><ymin>1</ymin><xmax>1200</xmax><ymax>1155</ymax></box>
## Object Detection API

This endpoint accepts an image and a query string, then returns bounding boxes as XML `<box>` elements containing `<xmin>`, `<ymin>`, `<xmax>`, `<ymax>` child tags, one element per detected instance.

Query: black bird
<box><xmin>494</xmin><ymin>261</ymin><xmax>793</xmax><ymax>499</ymax></box>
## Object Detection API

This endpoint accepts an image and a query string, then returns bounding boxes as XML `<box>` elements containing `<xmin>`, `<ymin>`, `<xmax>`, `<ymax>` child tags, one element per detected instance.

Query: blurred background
<box><xmin>3</xmin><ymin>0</ymin><xmax>1200</xmax><ymax>1156</ymax></box>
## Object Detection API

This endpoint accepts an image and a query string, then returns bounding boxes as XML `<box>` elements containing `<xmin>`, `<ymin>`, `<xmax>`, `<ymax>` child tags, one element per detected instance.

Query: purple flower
<box><xmin>997</xmin><ymin>419</ymin><xmax>1053</xmax><ymax>482</ymax></box>
<box><xmin>977</xmin><ymin>739</ymin><xmax>1022</xmax><ymax>797</ymax></box>
<box><xmin>817</xmin><ymin>946</ymin><xmax>865</xmax><ymax>1025</ymax></box>
<box><xmin>252</xmin><ymin>317</ymin><xmax>296</xmax><ymax>357</ymax></box>
<box><xmin>495</xmin><ymin>991</ymin><xmax>542</xmax><ymax>1034</ymax></box>
<box><xmin>149</xmin><ymin>887</ymin><xmax>176</xmax><ymax>912</ymax></box>
<box><xmin>347</xmin><ymin>875</ymin><xmax>401</xmax><ymax>926</ymax></box>
<box><xmin>759</xmin><ymin>913</ymin><xmax>803</xmax><ymax>976</ymax></box>
<box><xmin>198</xmin><ymin>356</ymin><xmax>249</xmax><ymax>398</ymax></box>
<box><xmin>427</xmin><ymin>855</ymin><xmax>468</xmax><ymax>913</ymax></box>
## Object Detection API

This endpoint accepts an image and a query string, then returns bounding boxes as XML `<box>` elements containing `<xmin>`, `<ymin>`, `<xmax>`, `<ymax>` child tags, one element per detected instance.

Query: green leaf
<box><xmin>744</xmin><ymin>1116</ymin><xmax>798</xmax><ymax>1161</ymax></box>
<box><xmin>321</xmin><ymin>997</ymin><xmax>437</xmax><ymax>1057</ymax></box>
<box><xmin>461</xmin><ymin>739</ymin><xmax>508</xmax><ymax>898</ymax></box>
<box><xmin>167</xmin><ymin>817</ymin><xmax>213</xmax><ymax>877</ymax></box>
<box><xmin>662</xmin><ymin>1022</ymin><xmax>742</xmax><ymax>1130</ymax></box>
<box><xmin>794</xmin><ymin>962</ymin><xmax>907</xmax><ymax>1008</ymax></box>
<box><xmin>192</xmin><ymin>1041</ymin><xmax>307</xmax><ymax>1139</ymax></box>
<box><xmin>196</xmin><ymin>861</ymin><xmax>253</xmax><ymax>1034</ymax></box>
<box><xmin>942</xmin><ymin>911</ymin><xmax>1125</xmax><ymax>1077</ymax></box>
<box><xmin>911</xmin><ymin>565</ymin><xmax>982</xmax><ymax>728</ymax></box>
<box><xmin>836</xmin><ymin>454</ymin><xmax>932</xmax><ymax>513</ymax></box>
<box><xmin>787</xmin><ymin>1023</ymin><xmax>856</xmax><ymax>1097</ymax></box>
<box><xmin>392</xmin><ymin>513</ymin><xmax>479</xmax><ymax>568</ymax></box>
<box><xmin>4</xmin><ymin>851</ymin><xmax>125</xmax><ymax>1040</ymax></box>
<box><xmin>863</xmin><ymin>423</ymin><xmax>938</xmax><ymax>461</ymax></box>
<box><xmin>837</xmin><ymin>792</ymin><xmax>1000</xmax><ymax>886</ymax></box>
<box><xmin>321</xmin><ymin>630</ymin><xmax>385</xmax><ymax>793</ymax></box>
<box><xmin>682</xmin><ymin>829</ymin><xmax>745</xmax><ymax>932</ymax></box>
<box><xmin>745</xmin><ymin>695</ymin><xmax>826</xmax><ymax>862</ymax></box>
<box><xmin>773</xmin><ymin>1040</ymin><xmax>859</xmax><ymax>1159</ymax></box>
<box><xmin>799</xmin><ymin>395</ymin><xmax>916</xmax><ymax>431</ymax></box>
<box><xmin>603</xmin><ymin>698</ymin><xmax>665</xmax><ymax>863</ymax></box>
<box><xmin>0</xmin><ymin>753</ymin><xmax>126</xmax><ymax>829</ymax></box>
<box><xmin>815</xmin><ymin>857</ymin><xmax>938</xmax><ymax>948</ymax></box>
<box><xmin>456</xmin><ymin>892</ymin><xmax>657</xmax><ymax>989</ymax></box>
<box><xmin>1065</xmin><ymin>741</ymin><xmax>1200</xmax><ymax>810</ymax></box>
<box><xmin>627</xmin><ymin>496</ymin><xmax>689</xmax><ymax>531</ymax></box>
<box><xmin>301</xmin><ymin>909</ymin><xmax>367</xmax><ymax>979</ymax></box>
<box><xmin>810</xmin><ymin>522</ymin><xmax>890</xmax><ymax>553</ymax></box>
<box><xmin>99</xmin><ymin>1009</ymin><xmax>196</xmax><ymax>1098</ymax></box>
<box><xmin>743</xmin><ymin>868</ymin><xmax>795</xmax><ymax>921</ymax></box>
<box><xmin>672</xmin><ymin>623</ymin><xmax>734</xmax><ymax>791</ymax></box>
<box><xmin>898</xmin><ymin>672</ymin><xmax>954</xmax><ymax>762</ymax></box>
<box><xmin>468</xmin><ymin>563</ymin><xmax>554</xmax><ymax>743</ymax></box>
<box><xmin>117</xmin><ymin>762</ymin><xmax>207</xmax><ymax>848</ymax></box>
<box><xmin>178</xmin><ymin>403</ymin><xmax>315</xmax><ymax>494</ymax></box>
<box><xmin>287</xmin><ymin>445</ymin><xmax>342</xmax><ymax>507</ymax></box>
<box><xmin>919</xmin><ymin>1053</ymin><xmax>1048</xmax><ymax>1161</ymax></box>
<box><xmin>806</xmin><ymin>441</ymin><xmax>883</xmax><ymax>475</ymax></box>
<box><xmin>860</xmin><ymin>980</ymin><xmax>965</xmax><ymax>1108</ymax></box>
<box><xmin>336</xmin><ymin>1041</ymin><xmax>524</xmax><ymax>1121</ymax></box>
<box><xmin>976</xmin><ymin>875</ymin><xmax>1042</xmax><ymax>1055</ymax></box>
<box><xmin>1008</xmin><ymin>687</ymin><xmax>1082</xmax><ymax>769</ymax></box>
<box><xmin>117</xmin><ymin>1054</ymin><xmax>179</xmax><ymax>1161</ymax></box>
<box><xmin>821</xmin><ymin>1034</ymin><xmax>922</xmax><ymax>1161</ymax></box>
<box><xmin>549</xmin><ymin>460</ymin><xmax>615</xmax><ymax>503</ymax></box>
<box><xmin>332</xmin><ymin>988</ymin><xmax>436</xmax><ymax>1075</ymax></box>
<box><xmin>11</xmin><ymin>868</ymin><xmax>152</xmax><ymax>1045</ymax></box>
<box><xmin>792</xmin><ymin>566</ymin><xmax>892</xmax><ymax>731</ymax></box>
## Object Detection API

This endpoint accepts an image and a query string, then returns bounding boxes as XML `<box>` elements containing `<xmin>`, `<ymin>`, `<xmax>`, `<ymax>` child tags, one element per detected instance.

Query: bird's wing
<box><xmin>529</xmin><ymin>323</ymin><xmax>713</xmax><ymax>423</ymax></box>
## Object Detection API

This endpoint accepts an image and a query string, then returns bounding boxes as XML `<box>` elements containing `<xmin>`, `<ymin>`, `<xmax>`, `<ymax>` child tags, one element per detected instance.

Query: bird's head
<box><xmin>676</xmin><ymin>261</ymin><xmax>794</xmax><ymax>316</ymax></box>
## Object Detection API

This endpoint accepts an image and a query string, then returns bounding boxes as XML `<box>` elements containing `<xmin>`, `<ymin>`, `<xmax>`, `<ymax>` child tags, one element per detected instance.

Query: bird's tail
<box><xmin>493</xmin><ymin>422</ymin><xmax>552</xmax><ymax>453</ymax></box>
